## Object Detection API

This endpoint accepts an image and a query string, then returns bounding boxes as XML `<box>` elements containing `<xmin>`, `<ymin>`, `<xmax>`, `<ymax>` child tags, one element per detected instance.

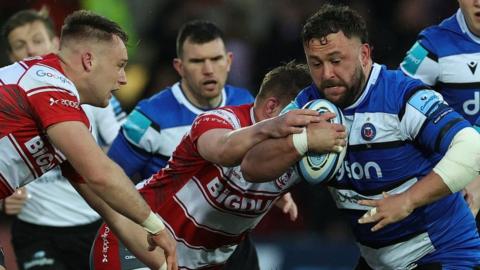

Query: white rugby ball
<box><xmin>296</xmin><ymin>99</ymin><xmax>347</xmax><ymax>185</ymax></box>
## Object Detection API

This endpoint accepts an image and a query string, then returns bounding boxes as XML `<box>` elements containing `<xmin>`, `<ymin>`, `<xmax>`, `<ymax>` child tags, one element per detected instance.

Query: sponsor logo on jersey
<box><xmin>101</xmin><ymin>226</ymin><xmax>111</xmax><ymax>263</ymax></box>
<box><xmin>361</xmin><ymin>123</ymin><xmax>376</xmax><ymax>141</ymax></box>
<box><xmin>49</xmin><ymin>97</ymin><xmax>80</xmax><ymax>109</ymax></box>
<box><xmin>401</xmin><ymin>42</ymin><xmax>428</xmax><ymax>75</ymax></box>
<box><xmin>468</xmin><ymin>61</ymin><xmax>478</xmax><ymax>74</ymax></box>
<box><xmin>24</xmin><ymin>136</ymin><xmax>56</xmax><ymax>173</ymax></box>
<box><xmin>464</xmin><ymin>92</ymin><xmax>480</xmax><ymax>115</ymax></box>
<box><xmin>275</xmin><ymin>169</ymin><xmax>294</xmax><ymax>189</ymax></box>
<box><xmin>337</xmin><ymin>160</ymin><xmax>383</xmax><ymax>180</ymax></box>
<box><xmin>36</xmin><ymin>69</ymin><xmax>71</xmax><ymax>85</ymax></box>
<box><xmin>206</xmin><ymin>177</ymin><xmax>274</xmax><ymax>213</ymax></box>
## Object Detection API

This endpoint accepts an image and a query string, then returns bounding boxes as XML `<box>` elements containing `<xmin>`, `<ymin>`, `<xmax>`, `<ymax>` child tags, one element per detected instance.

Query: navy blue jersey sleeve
<box><xmin>108</xmin><ymin>131</ymin><xmax>149</xmax><ymax>177</ymax></box>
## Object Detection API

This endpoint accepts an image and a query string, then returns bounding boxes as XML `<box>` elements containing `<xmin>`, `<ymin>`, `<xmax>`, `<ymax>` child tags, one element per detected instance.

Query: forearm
<box><xmin>107</xmin><ymin>214</ymin><xmax>164</xmax><ymax>268</ymax></box>
<box><xmin>404</xmin><ymin>171</ymin><xmax>452</xmax><ymax>210</ymax></box>
<box><xmin>48</xmin><ymin>121</ymin><xmax>151</xmax><ymax>224</ymax></box>
<box><xmin>212</xmin><ymin>122</ymin><xmax>273</xmax><ymax>166</ymax></box>
<box><xmin>72</xmin><ymin>182</ymin><xmax>163</xmax><ymax>268</ymax></box>
<box><xmin>241</xmin><ymin>136</ymin><xmax>301</xmax><ymax>182</ymax></box>
<box><xmin>86</xmin><ymin>160</ymin><xmax>151</xmax><ymax>223</ymax></box>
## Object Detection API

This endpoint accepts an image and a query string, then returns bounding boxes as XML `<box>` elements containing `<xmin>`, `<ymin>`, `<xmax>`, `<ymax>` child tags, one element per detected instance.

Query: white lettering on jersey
<box><xmin>206</xmin><ymin>177</ymin><xmax>273</xmax><ymax>212</ymax></box>
<box><xmin>463</xmin><ymin>92</ymin><xmax>480</xmax><ymax>115</ymax></box>
<box><xmin>337</xmin><ymin>161</ymin><xmax>383</xmax><ymax>180</ymax></box>
<box><xmin>24</xmin><ymin>136</ymin><xmax>55</xmax><ymax>173</ymax></box>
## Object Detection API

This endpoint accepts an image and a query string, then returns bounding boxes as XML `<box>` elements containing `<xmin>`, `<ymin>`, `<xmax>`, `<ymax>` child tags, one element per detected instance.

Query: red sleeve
<box><xmin>27</xmin><ymin>89</ymin><xmax>89</xmax><ymax>129</ymax></box>
<box><xmin>189</xmin><ymin>109</ymin><xmax>238</xmax><ymax>143</ymax></box>
<box><xmin>61</xmin><ymin>161</ymin><xmax>86</xmax><ymax>184</ymax></box>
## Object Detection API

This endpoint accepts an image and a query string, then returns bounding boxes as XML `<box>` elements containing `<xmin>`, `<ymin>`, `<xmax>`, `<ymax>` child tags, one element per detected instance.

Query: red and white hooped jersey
<box><xmin>0</xmin><ymin>54</ymin><xmax>89</xmax><ymax>198</ymax></box>
<box><xmin>140</xmin><ymin>104</ymin><xmax>299</xmax><ymax>269</ymax></box>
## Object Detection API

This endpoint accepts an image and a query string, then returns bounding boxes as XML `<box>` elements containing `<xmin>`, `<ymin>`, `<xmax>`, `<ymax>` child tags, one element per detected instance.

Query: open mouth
<box><xmin>203</xmin><ymin>80</ymin><xmax>218</xmax><ymax>89</ymax></box>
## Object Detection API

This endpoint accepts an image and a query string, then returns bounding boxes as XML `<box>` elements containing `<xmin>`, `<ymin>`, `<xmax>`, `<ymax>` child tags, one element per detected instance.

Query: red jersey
<box><xmin>92</xmin><ymin>104</ymin><xmax>299</xmax><ymax>269</ymax></box>
<box><xmin>0</xmin><ymin>54</ymin><xmax>89</xmax><ymax>198</ymax></box>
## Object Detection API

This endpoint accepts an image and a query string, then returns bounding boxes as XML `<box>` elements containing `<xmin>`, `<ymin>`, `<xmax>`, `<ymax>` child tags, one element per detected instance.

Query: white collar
<box><xmin>345</xmin><ymin>63</ymin><xmax>381</xmax><ymax>110</ymax></box>
<box><xmin>171</xmin><ymin>82</ymin><xmax>226</xmax><ymax>114</ymax></box>
<box><xmin>457</xmin><ymin>9</ymin><xmax>480</xmax><ymax>44</ymax></box>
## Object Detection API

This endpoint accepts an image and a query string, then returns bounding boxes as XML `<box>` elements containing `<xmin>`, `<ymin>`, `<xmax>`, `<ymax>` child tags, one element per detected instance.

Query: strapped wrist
<box><xmin>292</xmin><ymin>127</ymin><xmax>308</xmax><ymax>155</ymax></box>
<box><xmin>141</xmin><ymin>211</ymin><xmax>165</xmax><ymax>235</ymax></box>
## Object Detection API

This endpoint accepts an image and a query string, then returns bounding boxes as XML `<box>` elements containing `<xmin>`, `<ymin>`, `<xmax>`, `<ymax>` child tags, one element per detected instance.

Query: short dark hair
<box><xmin>176</xmin><ymin>20</ymin><xmax>225</xmax><ymax>58</ymax></box>
<box><xmin>2</xmin><ymin>7</ymin><xmax>56</xmax><ymax>51</ymax></box>
<box><xmin>257</xmin><ymin>60</ymin><xmax>311</xmax><ymax>104</ymax></box>
<box><xmin>60</xmin><ymin>10</ymin><xmax>128</xmax><ymax>46</ymax></box>
<box><xmin>302</xmin><ymin>4</ymin><xmax>368</xmax><ymax>45</ymax></box>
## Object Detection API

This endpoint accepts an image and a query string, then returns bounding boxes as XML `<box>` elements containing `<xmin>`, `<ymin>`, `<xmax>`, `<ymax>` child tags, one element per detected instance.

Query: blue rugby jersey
<box><xmin>401</xmin><ymin>9</ymin><xmax>480</xmax><ymax>124</ymax></box>
<box><xmin>287</xmin><ymin>64</ymin><xmax>480</xmax><ymax>268</ymax></box>
<box><xmin>108</xmin><ymin>82</ymin><xmax>253</xmax><ymax>179</ymax></box>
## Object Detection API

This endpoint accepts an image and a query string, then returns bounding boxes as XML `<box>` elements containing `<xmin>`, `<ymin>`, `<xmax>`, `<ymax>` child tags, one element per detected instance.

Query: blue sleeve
<box><xmin>108</xmin><ymin>131</ymin><xmax>150</xmax><ymax>178</ymax></box>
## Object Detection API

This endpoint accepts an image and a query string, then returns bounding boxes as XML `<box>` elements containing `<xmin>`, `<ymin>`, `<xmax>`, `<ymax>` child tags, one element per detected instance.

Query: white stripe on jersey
<box><xmin>348</xmin><ymin>112</ymin><xmax>402</xmax><ymax>145</ymax></box>
<box><xmin>175</xmin><ymin>178</ymin><xmax>264</xmax><ymax>235</ymax></box>
<box><xmin>0</xmin><ymin>135</ymin><xmax>35</xmax><ymax>189</ymax></box>
<box><xmin>329</xmin><ymin>178</ymin><xmax>418</xmax><ymax>210</ymax></box>
<box><xmin>176</xmin><ymin>238</ymin><xmax>236</xmax><ymax>269</ymax></box>
<box><xmin>438</xmin><ymin>53</ymin><xmax>480</xmax><ymax>83</ymax></box>
<box><xmin>357</xmin><ymin>232</ymin><xmax>435</xmax><ymax>269</ymax></box>
<box><xmin>401</xmin><ymin>56</ymin><xmax>440</xmax><ymax>86</ymax></box>
<box><xmin>26</xmin><ymin>88</ymin><xmax>74</xmax><ymax>97</ymax></box>
<box><xmin>0</xmin><ymin>62</ymin><xmax>27</xmax><ymax>84</ymax></box>
<box><xmin>217</xmin><ymin>165</ymin><xmax>297</xmax><ymax>195</ymax></box>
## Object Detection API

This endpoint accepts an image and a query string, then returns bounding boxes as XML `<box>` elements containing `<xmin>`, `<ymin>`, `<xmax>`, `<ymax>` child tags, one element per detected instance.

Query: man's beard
<box><xmin>320</xmin><ymin>64</ymin><xmax>366</xmax><ymax>108</ymax></box>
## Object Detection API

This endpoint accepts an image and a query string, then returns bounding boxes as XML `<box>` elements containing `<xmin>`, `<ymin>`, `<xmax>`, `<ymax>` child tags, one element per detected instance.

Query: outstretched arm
<box><xmin>358</xmin><ymin>127</ymin><xmax>480</xmax><ymax>231</ymax></box>
<box><xmin>241</xmin><ymin>114</ymin><xmax>347</xmax><ymax>182</ymax></box>
<box><xmin>72</xmin><ymin>182</ymin><xmax>176</xmax><ymax>269</ymax></box>
<box><xmin>47</xmin><ymin>121</ymin><xmax>177</xmax><ymax>269</ymax></box>
<box><xmin>197</xmin><ymin>109</ymin><xmax>322</xmax><ymax>167</ymax></box>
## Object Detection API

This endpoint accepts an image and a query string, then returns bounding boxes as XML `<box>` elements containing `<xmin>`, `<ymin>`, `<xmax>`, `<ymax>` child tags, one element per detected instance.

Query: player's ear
<box><xmin>225</xmin><ymin>51</ymin><xmax>233</xmax><ymax>72</ymax></box>
<box><xmin>264</xmin><ymin>97</ymin><xmax>281</xmax><ymax>118</ymax></box>
<box><xmin>173</xmin><ymin>58</ymin><xmax>184</xmax><ymax>77</ymax></box>
<box><xmin>360</xmin><ymin>43</ymin><xmax>371</xmax><ymax>69</ymax></box>
<box><xmin>81</xmin><ymin>52</ymin><xmax>93</xmax><ymax>72</ymax></box>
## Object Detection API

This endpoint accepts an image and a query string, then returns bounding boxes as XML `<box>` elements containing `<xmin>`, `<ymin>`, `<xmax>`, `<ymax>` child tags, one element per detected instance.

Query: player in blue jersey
<box><xmin>108</xmin><ymin>20</ymin><xmax>283</xmax><ymax>270</ymax></box>
<box><xmin>241</xmin><ymin>4</ymin><xmax>480</xmax><ymax>269</ymax></box>
<box><xmin>400</xmin><ymin>0</ymin><xmax>480</xmax><ymax>222</ymax></box>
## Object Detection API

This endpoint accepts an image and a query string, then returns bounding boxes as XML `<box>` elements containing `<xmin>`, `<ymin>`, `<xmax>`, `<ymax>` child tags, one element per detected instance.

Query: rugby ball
<box><xmin>296</xmin><ymin>99</ymin><xmax>347</xmax><ymax>185</ymax></box>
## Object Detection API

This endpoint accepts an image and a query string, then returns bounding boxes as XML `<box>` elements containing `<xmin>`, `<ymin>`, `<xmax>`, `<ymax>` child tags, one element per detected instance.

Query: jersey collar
<box><xmin>345</xmin><ymin>63</ymin><xmax>381</xmax><ymax>110</ymax></box>
<box><xmin>171</xmin><ymin>82</ymin><xmax>227</xmax><ymax>114</ymax></box>
<box><xmin>456</xmin><ymin>8</ymin><xmax>480</xmax><ymax>44</ymax></box>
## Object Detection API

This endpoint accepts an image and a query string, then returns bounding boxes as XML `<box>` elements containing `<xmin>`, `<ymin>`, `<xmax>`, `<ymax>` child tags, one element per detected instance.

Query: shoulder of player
<box><xmin>19</xmin><ymin>61</ymin><xmax>78</xmax><ymax>97</ymax></box>
<box><xmin>224</xmin><ymin>84</ymin><xmax>254</xmax><ymax>103</ymax></box>
<box><xmin>374</xmin><ymin>67</ymin><xmax>430</xmax><ymax>110</ymax></box>
<box><xmin>134</xmin><ymin>88</ymin><xmax>180</xmax><ymax>119</ymax></box>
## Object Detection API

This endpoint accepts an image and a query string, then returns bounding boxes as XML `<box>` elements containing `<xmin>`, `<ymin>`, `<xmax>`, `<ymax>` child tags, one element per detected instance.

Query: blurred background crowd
<box><xmin>0</xmin><ymin>0</ymin><xmax>460</xmax><ymax>269</ymax></box>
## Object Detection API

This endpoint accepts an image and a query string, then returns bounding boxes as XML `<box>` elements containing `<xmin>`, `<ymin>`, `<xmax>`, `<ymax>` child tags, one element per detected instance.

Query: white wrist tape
<box><xmin>159</xmin><ymin>262</ymin><xmax>167</xmax><ymax>270</ymax></box>
<box><xmin>292</xmin><ymin>127</ymin><xmax>308</xmax><ymax>155</ymax></box>
<box><xmin>433</xmin><ymin>127</ymin><xmax>480</xmax><ymax>193</ymax></box>
<box><xmin>141</xmin><ymin>211</ymin><xmax>165</xmax><ymax>235</ymax></box>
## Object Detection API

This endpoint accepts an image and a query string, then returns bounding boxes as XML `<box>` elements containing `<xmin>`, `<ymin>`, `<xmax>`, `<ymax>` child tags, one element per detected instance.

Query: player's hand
<box><xmin>357</xmin><ymin>192</ymin><xmax>414</xmax><ymax>232</ymax></box>
<box><xmin>463</xmin><ymin>177</ymin><xmax>480</xmax><ymax>217</ymax></box>
<box><xmin>147</xmin><ymin>230</ymin><xmax>178</xmax><ymax>270</ymax></box>
<box><xmin>275</xmin><ymin>192</ymin><xmax>298</xmax><ymax>221</ymax></box>
<box><xmin>266</xmin><ymin>109</ymin><xmax>324</xmax><ymax>138</ymax></box>
<box><xmin>3</xmin><ymin>187</ymin><xmax>28</xmax><ymax>215</ymax></box>
<box><xmin>306</xmin><ymin>121</ymin><xmax>346</xmax><ymax>153</ymax></box>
